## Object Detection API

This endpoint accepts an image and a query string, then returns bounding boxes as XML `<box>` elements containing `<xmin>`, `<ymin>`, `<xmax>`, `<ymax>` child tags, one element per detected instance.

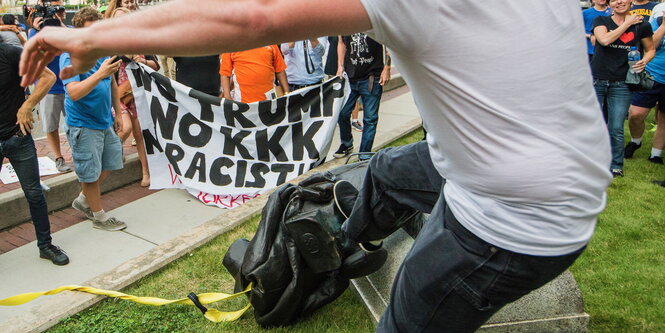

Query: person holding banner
<box><xmin>60</xmin><ymin>8</ymin><xmax>127</xmax><ymax>231</ymax></box>
<box><xmin>220</xmin><ymin>46</ymin><xmax>290</xmax><ymax>103</ymax></box>
<box><xmin>0</xmin><ymin>44</ymin><xmax>69</xmax><ymax>265</ymax></box>
<box><xmin>19</xmin><ymin>0</ymin><xmax>612</xmax><ymax>331</ymax></box>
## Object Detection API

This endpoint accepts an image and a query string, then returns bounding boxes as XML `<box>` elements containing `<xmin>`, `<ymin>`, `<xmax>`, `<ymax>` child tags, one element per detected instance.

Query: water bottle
<box><xmin>628</xmin><ymin>46</ymin><xmax>641</xmax><ymax>65</ymax></box>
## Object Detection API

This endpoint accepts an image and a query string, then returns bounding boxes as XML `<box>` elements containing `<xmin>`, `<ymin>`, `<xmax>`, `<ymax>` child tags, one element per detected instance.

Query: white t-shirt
<box><xmin>360</xmin><ymin>0</ymin><xmax>612</xmax><ymax>256</ymax></box>
<box><xmin>650</xmin><ymin>3</ymin><xmax>665</xmax><ymax>22</ymax></box>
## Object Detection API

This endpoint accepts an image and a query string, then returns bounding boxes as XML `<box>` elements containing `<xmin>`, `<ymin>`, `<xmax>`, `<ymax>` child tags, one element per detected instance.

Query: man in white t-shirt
<box><xmin>20</xmin><ymin>0</ymin><xmax>612</xmax><ymax>331</ymax></box>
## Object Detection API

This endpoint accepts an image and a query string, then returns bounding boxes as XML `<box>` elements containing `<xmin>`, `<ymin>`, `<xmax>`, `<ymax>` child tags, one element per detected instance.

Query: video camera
<box><xmin>23</xmin><ymin>2</ymin><xmax>65</xmax><ymax>29</ymax></box>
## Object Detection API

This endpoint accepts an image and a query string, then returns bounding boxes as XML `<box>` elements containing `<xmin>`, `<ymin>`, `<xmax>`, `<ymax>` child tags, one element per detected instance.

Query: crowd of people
<box><xmin>0</xmin><ymin>0</ymin><xmax>392</xmax><ymax>266</ymax></box>
<box><xmin>585</xmin><ymin>0</ymin><xmax>665</xmax><ymax>184</ymax></box>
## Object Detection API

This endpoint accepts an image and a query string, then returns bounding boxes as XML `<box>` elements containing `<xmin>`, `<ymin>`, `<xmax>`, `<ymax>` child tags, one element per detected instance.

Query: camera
<box><xmin>24</xmin><ymin>2</ymin><xmax>65</xmax><ymax>29</ymax></box>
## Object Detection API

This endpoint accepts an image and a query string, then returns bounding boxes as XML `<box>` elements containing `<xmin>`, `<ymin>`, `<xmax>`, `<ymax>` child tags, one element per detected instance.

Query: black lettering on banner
<box><xmin>140</xmin><ymin>68</ymin><xmax>152</xmax><ymax>92</ymax></box>
<box><xmin>235</xmin><ymin>160</ymin><xmax>248</xmax><ymax>187</ymax></box>
<box><xmin>271</xmin><ymin>163</ymin><xmax>294</xmax><ymax>186</ymax></box>
<box><xmin>150</xmin><ymin>96</ymin><xmax>179</xmax><ymax>140</ymax></box>
<box><xmin>151</xmin><ymin>72</ymin><xmax>177</xmax><ymax>103</ymax></box>
<box><xmin>210</xmin><ymin>157</ymin><xmax>234</xmax><ymax>186</ymax></box>
<box><xmin>189</xmin><ymin>89</ymin><xmax>221</xmax><ymax>122</ymax></box>
<box><xmin>257</xmin><ymin>98</ymin><xmax>287</xmax><ymax>126</ymax></box>
<box><xmin>298</xmin><ymin>163</ymin><xmax>305</xmax><ymax>175</ymax></box>
<box><xmin>219</xmin><ymin>126</ymin><xmax>253</xmax><ymax>159</ymax></box>
<box><xmin>245</xmin><ymin>162</ymin><xmax>269</xmax><ymax>188</ymax></box>
<box><xmin>130</xmin><ymin>68</ymin><xmax>143</xmax><ymax>88</ymax></box>
<box><xmin>179</xmin><ymin>113</ymin><xmax>212</xmax><ymax>148</ymax></box>
<box><xmin>185</xmin><ymin>152</ymin><xmax>207</xmax><ymax>182</ymax></box>
<box><xmin>287</xmin><ymin>86</ymin><xmax>322</xmax><ymax>122</ymax></box>
<box><xmin>142</xmin><ymin>129</ymin><xmax>163</xmax><ymax>154</ymax></box>
<box><xmin>322</xmin><ymin>77</ymin><xmax>345</xmax><ymax>117</ymax></box>
<box><xmin>291</xmin><ymin>121</ymin><xmax>323</xmax><ymax>161</ymax></box>
<box><xmin>255</xmin><ymin>125</ymin><xmax>288</xmax><ymax>162</ymax></box>
<box><xmin>223</xmin><ymin>99</ymin><xmax>256</xmax><ymax>128</ymax></box>
<box><xmin>165</xmin><ymin>143</ymin><xmax>185</xmax><ymax>175</ymax></box>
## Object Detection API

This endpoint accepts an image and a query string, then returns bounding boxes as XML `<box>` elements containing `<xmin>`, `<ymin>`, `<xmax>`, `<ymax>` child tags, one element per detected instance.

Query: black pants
<box><xmin>342</xmin><ymin>141</ymin><xmax>584</xmax><ymax>332</ymax></box>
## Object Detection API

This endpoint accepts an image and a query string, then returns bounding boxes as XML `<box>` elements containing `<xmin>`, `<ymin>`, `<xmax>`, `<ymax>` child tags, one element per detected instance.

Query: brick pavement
<box><xmin>0</xmin><ymin>182</ymin><xmax>156</xmax><ymax>254</ymax></box>
<box><xmin>0</xmin><ymin>134</ymin><xmax>138</xmax><ymax>194</ymax></box>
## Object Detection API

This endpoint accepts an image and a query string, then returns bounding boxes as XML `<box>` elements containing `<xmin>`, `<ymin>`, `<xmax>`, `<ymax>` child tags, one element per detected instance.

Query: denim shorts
<box><xmin>67</xmin><ymin>126</ymin><xmax>123</xmax><ymax>183</ymax></box>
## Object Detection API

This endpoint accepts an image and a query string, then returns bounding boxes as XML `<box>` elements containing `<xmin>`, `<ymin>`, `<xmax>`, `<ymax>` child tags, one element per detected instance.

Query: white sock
<box><xmin>632</xmin><ymin>137</ymin><xmax>642</xmax><ymax>145</ymax></box>
<box><xmin>93</xmin><ymin>210</ymin><xmax>109</xmax><ymax>222</ymax></box>
<box><xmin>77</xmin><ymin>192</ymin><xmax>89</xmax><ymax>208</ymax></box>
<box><xmin>651</xmin><ymin>148</ymin><xmax>662</xmax><ymax>158</ymax></box>
<box><xmin>352</xmin><ymin>118</ymin><xmax>359</xmax><ymax>122</ymax></box>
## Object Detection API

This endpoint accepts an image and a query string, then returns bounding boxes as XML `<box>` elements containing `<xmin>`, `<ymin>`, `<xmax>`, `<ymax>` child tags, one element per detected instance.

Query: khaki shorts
<box><xmin>39</xmin><ymin>94</ymin><xmax>66</xmax><ymax>133</ymax></box>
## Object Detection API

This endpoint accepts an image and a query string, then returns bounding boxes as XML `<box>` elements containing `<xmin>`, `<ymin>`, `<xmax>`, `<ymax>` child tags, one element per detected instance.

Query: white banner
<box><xmin>127</xmin><ymin>63</ymin><xmax>349</xmax><ymax>208</ymax></box>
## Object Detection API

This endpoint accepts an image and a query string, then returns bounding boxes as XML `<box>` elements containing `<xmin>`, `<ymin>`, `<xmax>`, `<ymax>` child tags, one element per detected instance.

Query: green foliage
<box><xmin>571</xmin><ymin>114</ymin><xmax>665</xmax><ymax>332</ymax></box>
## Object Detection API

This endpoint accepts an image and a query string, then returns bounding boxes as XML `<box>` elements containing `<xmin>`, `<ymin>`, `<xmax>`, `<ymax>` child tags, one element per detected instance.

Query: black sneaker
<box><xmin>333</xmin><ymin>144</ymin><xmax>353</xmax><ymax>158</ymax></box>
<box><xmin>611</xmin><ymin>168</ymin><xmax>624</xmax><ymax>177</ymax></box>
<box><xmin>39</xmin><ymin>244</ymin><xmax>69</xmax><ymax>266</ymax></box>
<box><xmin>648</xmin><ymin>156</ymin><xmax>664</xmax><ymax>164</ymax></box>
<box><xmin>624</xmin><ymin>142</ymin><xmax>642</xmax><ymax>158</ymax></box>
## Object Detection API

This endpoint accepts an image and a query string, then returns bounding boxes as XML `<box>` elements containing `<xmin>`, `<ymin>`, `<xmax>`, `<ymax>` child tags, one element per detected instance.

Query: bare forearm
<box><xmin>276</xmin><ymin>71</ymin><xmax>289</xmax><ymax>93</ymax></box>
<box><xmin>23</xmin><ymin>69</ymin><xmax>55</xmax><ymax>110</ymax></box>
<box><xmin>66</xmin><ymin>73</ymin><xmax>104</xmax><ymax>101</ymax></box>
<box><xmin>654</xmin><ymin>26</ymin><xmax>665</xmax><ymax>48</ymax></box>
<box><xmin>337</xmin><ymin>37</ymin><xmax>346</xmax><ymax>69</ymax></box>
<box><xmin>595</xmin><ymin>23</ymin><xmax>632</xmax><ymax>46</ymax></box>
<box><xmin>221</xmin><ymin>75</ymin><xmax>232</xmax><ymax>99</ymax></box>
<box><xmin>81</xmin><ymin>0</ymin><xmax>371</xmax><ymax>57</ymax></box>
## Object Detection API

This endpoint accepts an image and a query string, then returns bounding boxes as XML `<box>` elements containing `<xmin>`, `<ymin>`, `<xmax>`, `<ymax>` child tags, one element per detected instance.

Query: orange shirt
<box><xmin>220</xmin><ymin>45</ymin><xmax>287</xmax><ymax>103</ymax></box>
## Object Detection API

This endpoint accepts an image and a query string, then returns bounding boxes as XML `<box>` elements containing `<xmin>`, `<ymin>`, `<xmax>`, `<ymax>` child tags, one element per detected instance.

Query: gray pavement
<box><xmin>0</xmin><ymin>88</ymin><xmax>421</xmax><ymax>332</ymax></box>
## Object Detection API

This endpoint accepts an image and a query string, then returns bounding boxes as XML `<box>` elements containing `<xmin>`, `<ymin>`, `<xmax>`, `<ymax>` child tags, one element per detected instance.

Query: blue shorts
<box><xmin>631</xmin><ymin>81</ymin><xmax>665</xmax><ymax>110</ymax></box>
<box><xmin>67</xmin><ymin>126</ymin><xmax>123</xmax><ymax>183</ymax></box>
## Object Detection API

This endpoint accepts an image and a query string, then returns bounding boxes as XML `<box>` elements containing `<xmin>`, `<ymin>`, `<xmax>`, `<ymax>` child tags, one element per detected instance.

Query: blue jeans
<box><xmin>338</xmin><ymin>76</ymin><xmax>383</xmax><ymax>159</ymax></box>
<box><xmin>342</xmin><ymin>141</ymin><xmax>584</xmax><ymax>332</ymax></box>
<box><xmin>594</xmin><ymin>79</ymin><xmax>631</xmax><ymax>170</ymax></box>
<box><xmin>0</xmin><ymin>134</ymin><xmax>52</xmax><ymax>248</ymax></box>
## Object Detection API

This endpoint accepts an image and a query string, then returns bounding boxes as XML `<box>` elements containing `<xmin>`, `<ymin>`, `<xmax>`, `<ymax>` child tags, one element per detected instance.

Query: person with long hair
<box><xmin>592</xmin><ymin>0</ymin><xmax>655</xmax><ymax>177</ymax></box>
<box><xmin>104</xmin><ymin>0</ymin><xmax>138</xmax><ymax>19</ymax></box>
<box><xmin>111</xmin><ymin>7</ymin><xmax>159</xmax><ymax>187</ymax></box>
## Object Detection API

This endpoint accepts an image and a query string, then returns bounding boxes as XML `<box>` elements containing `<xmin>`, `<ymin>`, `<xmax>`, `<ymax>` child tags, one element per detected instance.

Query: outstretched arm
<box><xmin>21</xmin><ymin>0</ymin><xmax>372</xmax><ymax>86</ymax></box>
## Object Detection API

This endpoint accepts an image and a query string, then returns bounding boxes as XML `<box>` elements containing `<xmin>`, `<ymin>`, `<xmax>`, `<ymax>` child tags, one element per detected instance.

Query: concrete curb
<box><xmin>2</xmin><ymin>79</ymin><xmax>418</xmax><ymax>333</ymax></box>
<box><xmin>0</xmin><ymin>154</ymin><xmax>143</xmax><ymax>230</ymax></box>
<box><xmin>0</xmin><ymin>74</ymin><xmax>406</xmax><ymax>231</ymax></box>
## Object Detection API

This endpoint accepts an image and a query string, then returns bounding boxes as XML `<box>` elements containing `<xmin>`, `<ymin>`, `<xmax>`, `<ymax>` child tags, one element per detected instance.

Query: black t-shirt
<box><xmin>342</xmin><ymin>33</ymin><xmax>385</xmax><ymax>81</ymax></box>
<box><xmin>0</xmin><ymin>44</ymin><xmax>24</xmax><ymax>140</ymax></box>
<box><xmin>591</xmin><ymin>16</ymin><xmax>653</xmax><ymax>81</ymax></box>
<box><xmin>174</xmin><ymin>55</ymin><xmax>221</xmax><ymax>96</ymax></box>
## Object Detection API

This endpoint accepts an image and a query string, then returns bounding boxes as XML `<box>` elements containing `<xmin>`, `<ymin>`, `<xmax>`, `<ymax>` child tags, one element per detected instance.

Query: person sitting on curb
<box><xmin>0</xmin><ymin>44</ymin><xmax>68</xmax><ymax>265</ymax></box>
<box><xmin>61</xmin><ymin>8</ymin><xmax>127</xmax><ymax>231</ymax></box>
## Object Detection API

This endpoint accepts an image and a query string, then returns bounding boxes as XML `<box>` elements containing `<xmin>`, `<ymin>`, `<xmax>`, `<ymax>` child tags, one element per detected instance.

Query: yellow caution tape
<box><xmin>0</xmin><ymin>283</ymin><xmax>252</xmax><ymax>323</ymax></box>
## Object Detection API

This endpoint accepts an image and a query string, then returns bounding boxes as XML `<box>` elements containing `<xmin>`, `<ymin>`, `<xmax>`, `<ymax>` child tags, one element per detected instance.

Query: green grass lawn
<box><xmin>48</xmin><ymin>127</ymin><xmax>664</xmax><ymax>332</ymax></box>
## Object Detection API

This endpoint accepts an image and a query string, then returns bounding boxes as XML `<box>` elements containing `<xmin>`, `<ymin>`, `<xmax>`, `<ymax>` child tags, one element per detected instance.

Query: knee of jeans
<box><xmin>23</xmin><ymin>187</ymin><xmax>46</xmax><ymax>204</ymax></box>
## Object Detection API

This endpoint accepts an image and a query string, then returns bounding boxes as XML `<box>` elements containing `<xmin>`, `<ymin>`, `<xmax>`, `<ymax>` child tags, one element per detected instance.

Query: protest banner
<box><xmin>127</xmin><ymin>63</ymin><xmax>349</xmax><ymax>208</ymax></box>
<box><xmin>0</xmin><ymin>157</ymin><xmax>59</xmax><ymax>184</ymax></box>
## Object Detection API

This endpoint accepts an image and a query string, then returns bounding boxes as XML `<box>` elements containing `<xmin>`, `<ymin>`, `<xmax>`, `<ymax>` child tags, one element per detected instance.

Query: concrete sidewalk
<box><xmin>0</xmin><ymin>86</ymin><xmax>421</xmax><ymax>333</ymax></box>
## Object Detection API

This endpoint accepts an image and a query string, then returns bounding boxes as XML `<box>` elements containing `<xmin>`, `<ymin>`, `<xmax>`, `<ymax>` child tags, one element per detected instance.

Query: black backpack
<box><xmin>223</xmin><ymin>163</ymin><xmax>386</xmax><ymax>327</ymax></box>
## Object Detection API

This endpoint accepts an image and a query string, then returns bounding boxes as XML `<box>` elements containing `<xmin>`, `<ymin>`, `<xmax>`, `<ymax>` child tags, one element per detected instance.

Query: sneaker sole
<box><xmin>93</xmin><ymin>223</ymin><xmax>127</xmax><ymax>231</ymax></box>
<box><xmin>71</xmin><ymin>200</ymin><xmax>94</xmax><ymax>219</ymax></box>
<box><xmin>40</xmin><ymin>254</ymin><xmax>70</xmax><ymax>265</ymax></box>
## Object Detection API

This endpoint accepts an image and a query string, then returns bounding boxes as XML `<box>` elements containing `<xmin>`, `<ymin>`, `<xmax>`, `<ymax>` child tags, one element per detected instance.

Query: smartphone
<box><xmin>111</xmin><ymin>56</ymin><xmax>122</xmax><ymax>64</ymax></box>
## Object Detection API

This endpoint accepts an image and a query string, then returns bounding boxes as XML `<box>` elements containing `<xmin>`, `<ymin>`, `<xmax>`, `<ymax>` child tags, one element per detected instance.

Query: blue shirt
<box><xmin>583</xmin><ymin>7</ymin><xmax>611</xmax><ymax>55</ymax></box>
<box><xmin>61</xmin><ymin>54</ymin><xmax>114</xmax><ymax>130</ymax></box>
<box><xmin>280</xmin><ymin>38</ymin><xmax>327</xmax><ymax>85</ymax></box>
<box><xmin>646</xmin><ymin>19</ymin><xmax>665</xmax><ymax>83</ymax></box>
<box><xmin>28</xmin><ymin>28</ymin><xmax>65</xmax><ymax>94</ymax></box>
